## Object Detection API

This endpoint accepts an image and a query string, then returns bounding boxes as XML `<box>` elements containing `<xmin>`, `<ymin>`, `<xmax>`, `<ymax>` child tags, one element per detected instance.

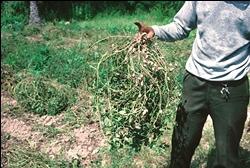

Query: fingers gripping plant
<box><xmin>95</xmin><ymin>33</ymin><xmax>175</xmax><ymax>149</ymax></box>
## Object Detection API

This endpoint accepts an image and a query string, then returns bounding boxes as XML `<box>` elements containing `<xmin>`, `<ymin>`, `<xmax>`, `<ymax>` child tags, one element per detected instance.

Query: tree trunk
<box><xmin>29</xmin><ymin>1</ymin><xmax>41</xmax><ymax>26</ymax></box>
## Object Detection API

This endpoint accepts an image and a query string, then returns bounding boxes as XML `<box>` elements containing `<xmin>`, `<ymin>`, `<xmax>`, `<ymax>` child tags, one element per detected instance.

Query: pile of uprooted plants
<box><xmin>94</xmin><ymin>32</ymin><xmax>178</xmax><ymax>149</ymax></box>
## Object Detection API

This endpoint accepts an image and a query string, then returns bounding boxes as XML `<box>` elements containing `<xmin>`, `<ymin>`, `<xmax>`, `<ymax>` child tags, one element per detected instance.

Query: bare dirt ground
<box><xmin>1</xmin><ymin>91</ymin><xmax>106</xmax><ymax>167</ymax></box>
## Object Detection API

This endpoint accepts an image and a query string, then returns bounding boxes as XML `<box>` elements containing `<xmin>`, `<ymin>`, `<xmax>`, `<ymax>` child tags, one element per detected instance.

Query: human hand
<box><xmin>134</xmin><ymin>22</ymin><xmax>155</xmax><ymax>41</ymax></box>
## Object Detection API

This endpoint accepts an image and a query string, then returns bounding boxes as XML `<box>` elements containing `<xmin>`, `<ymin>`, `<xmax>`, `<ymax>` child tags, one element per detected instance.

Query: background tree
<box><xmin>29</xmin><ymin>1</ymin><xmax>41</xmax><ymax>26</ymax></box>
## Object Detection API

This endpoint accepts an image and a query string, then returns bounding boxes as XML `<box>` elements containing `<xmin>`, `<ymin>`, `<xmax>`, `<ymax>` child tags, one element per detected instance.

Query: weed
<box><xmin>13</xmin><ymin>72</ymin><xmax>76</xmax><ymax>116</ymax></box>
<box><xmin>33</xmin><ymin>124</ymin><xmax>62</xmax><ymax>138</ymax></box>
<box><xmin>7</xmin><ymin>145</ymin><xmax>80</xmax><ymax>168</ymax></box>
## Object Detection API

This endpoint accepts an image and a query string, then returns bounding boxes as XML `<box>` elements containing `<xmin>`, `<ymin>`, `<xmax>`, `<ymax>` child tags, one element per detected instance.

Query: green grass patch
<box><xmin>2</xmin><ymin>35</ymin><xmax>50</xmax><ymax>74</ymax></box>
<box><xmin>43</xmin><ymin>47</ymin><xmax>93</xmax><ymax>88</ymax></box>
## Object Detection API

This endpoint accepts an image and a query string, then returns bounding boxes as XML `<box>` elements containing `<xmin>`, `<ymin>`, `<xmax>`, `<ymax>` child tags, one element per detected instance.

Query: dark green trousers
<box><xmin>169</xmin><ymin>71</ymin><xmax>249</xmax><ymax>168</ymax></box>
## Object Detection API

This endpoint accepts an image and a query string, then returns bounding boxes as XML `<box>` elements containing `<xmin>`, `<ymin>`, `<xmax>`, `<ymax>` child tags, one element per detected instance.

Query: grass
<box><xmin>76</xmin><ymin>7</ymin><xmax>175</xmax><ymax>35</ymax></box>
<box><xmin>91</xmin><ymin>142</ymin><xmax>170</xmax><ymax>168</ymax></box>
<box><xmin>1</xmin><ymin>9</ymin><xmax>228</xmax><ymax>168</ymax></box>
<box><xmin>1</xmin><ymin>132</ymin><xmax>74</xmax><ymax>168</ymax></box>
<box><xmin>32</xmin><ymin>124</ymin><xmax>62</xmax><ymax>138</ymax></box>
<box><xmin>6</xmin><ymin>143</ymin><xmax>79</xmax><ymax>168</ymax></box>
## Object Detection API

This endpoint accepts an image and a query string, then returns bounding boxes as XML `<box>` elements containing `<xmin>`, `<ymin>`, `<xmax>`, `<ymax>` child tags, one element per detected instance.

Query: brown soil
<box><xmin>1</xmin><ymin>91</ymin><xmax>106</xmax><ymax>167</ymax></box>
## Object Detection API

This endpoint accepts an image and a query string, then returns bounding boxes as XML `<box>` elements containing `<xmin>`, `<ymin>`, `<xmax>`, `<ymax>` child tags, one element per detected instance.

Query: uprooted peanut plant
<box><xmin>95</xmin><ymin>33</ymin><xmax>178</xmax><ymax>149</ymax></box>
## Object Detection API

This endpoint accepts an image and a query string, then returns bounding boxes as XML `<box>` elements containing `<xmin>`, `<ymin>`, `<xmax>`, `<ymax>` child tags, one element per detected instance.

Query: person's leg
<box><xmin>209</xmin><ymin>77</ymin><xmax>249</xmax><ymax>168</ymax></box>
<box><xmin>169</xmin><ymin>71</ymin><xmax>209</xmax><ymax>168</ymax></box>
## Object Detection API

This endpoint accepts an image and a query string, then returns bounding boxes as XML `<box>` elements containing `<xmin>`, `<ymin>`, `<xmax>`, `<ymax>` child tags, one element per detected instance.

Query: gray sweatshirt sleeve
<box><xmin>152</xmin><ymin>1</ymin><xmax>197</xmax><ymax>41</ymax></box>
